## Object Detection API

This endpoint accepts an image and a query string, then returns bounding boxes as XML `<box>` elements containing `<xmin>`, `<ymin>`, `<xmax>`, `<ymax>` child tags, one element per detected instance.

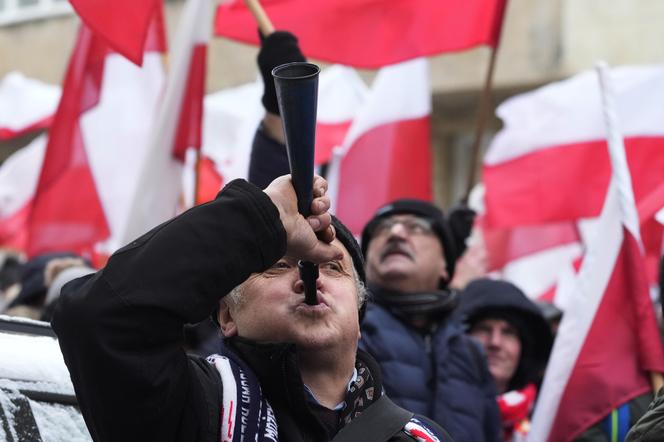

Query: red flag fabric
<box><xmin>215</xmin><ymin>0</ymin><xmax>507</xmax><ymax>69</ymax></box>
<box><xmin>172</xmin><ymin>44</ymin><xmax>207</xmax><ymax>162</ymax></box>
<box><xmin>481</xmin><ymin>219</ymin><xmax>580</xmax><ymax>271</ymax></box>
<box><xmin>19</xmin><ymin>6</ymin><xmax>168</xmax><ymax>259</ymax></box>
<box><xmin>529</xmin><ymin>64</ymin><xmax>664</xmax><ymax>442</ymax></box>
<box><xmin>194</xmin><ymin>155</ymin><xmax>223</xmax><ymax>205</ymax></box>
<box><xmin>330</xmin><ymin>58</ymin><xmax>432</xmax><ymax>234</ymax></box>
<box><xmin>69</xmin><ymin>0</ymin><xmax>161</xmax><ymax>65</ymax></box>
<box><xmin>26</xmin><ymin>26</ymin><xmax>111</xmax><ymax>258</ymax></box>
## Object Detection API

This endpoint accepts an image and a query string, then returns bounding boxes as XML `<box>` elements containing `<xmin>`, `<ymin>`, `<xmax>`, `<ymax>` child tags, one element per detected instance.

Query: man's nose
<box><xmin>488</xmin><ymin>329</ymin><xmax>503</xmax><ymax>347</ymax></box>
<box><xmin>293</xmin><ymin>274</ymin><xmax>323</xmax><ymax>293</ymax></box>
<box><xmin>388</xmin><ymin>221</ymin><xmax>408</xmax><ymax>238</ymax></box>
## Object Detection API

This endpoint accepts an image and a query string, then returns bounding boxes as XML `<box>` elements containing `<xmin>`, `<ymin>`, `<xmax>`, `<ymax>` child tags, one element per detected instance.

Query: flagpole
<box><xmin>244</xmin><ymin>0</ymin><xmax>275</xmax><ymax>35</ymax></box>
<box><xmin>464</xmin><ymin>46</ymin><xmax>498</xmax><ymax>202</ymax></box>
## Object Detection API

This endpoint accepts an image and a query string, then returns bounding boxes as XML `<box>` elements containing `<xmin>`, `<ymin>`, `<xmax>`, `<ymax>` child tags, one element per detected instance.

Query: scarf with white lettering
<box><xmin>207</xmin><ymin>352</ymin><xmax>279</xmax><ymax>442</ymax></box>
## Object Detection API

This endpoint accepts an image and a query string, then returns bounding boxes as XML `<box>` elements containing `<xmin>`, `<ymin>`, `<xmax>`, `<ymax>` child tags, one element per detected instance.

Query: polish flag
<box><xmin>314</xmin><ymin>66</ymin><xmax>368</xmax><ymax>165</ymax></box>
<box><xmin>0</xmin><ymin>73</ymin><xmax>60</xmax><ymax>140</ymax></box>
<box><xmin>529</xmin><ymin>64</ymin><xmax>664</xmax><ymax>442</ymax></box>
<box><xmin>329</xmin><ymin>58</ymin><xmax>432</xmax><ymax>235</ymax></box>
<box><xmin>483</xmin><ymin>65</ymin><xmax>664</xmax><ymax>229</ymax></box>
<box><xmin>119</xmin><ymin>0</ymin><xmax>210</xmax><ymax>245</ymax></box>
<box><xmin>189</xmin><ymin>65</ymin><xmax>367</xmax><ymax>200</ymax></box>
<box><xmin>27</xmin><ymin>19</ymin><xmax>165</xmax><ymax>258</ymax></box>
<box><xmin>215</xmin><ymin>0</ymin><xmax>507</xmax><ymax>68</ymax></box>
<box><xmin>481</xmin><ymin>65</ymin><xmax>664</xmax><ymax>299</ymax></box>
<box><xmin>69</xmin><ymin>0</ymin><xmax>160</xmax><ymax>65</ymax></box>
<box><xmin>7</xmin><ymin>6</ymin><xmax>168</xmax><ymax>260</ymax></box>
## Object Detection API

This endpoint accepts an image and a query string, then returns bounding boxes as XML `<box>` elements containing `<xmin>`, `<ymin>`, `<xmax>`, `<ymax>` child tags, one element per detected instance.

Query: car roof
<box><xmin>0</xmin><ymin>315</ymin><xmax>91</xmax><ymax>441</ymax></box>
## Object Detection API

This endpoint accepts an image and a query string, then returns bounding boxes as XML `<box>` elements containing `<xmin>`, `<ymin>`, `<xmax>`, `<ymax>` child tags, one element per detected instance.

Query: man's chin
<box><xmin>293</xmin><ymin>325</ymin><xmax>358</xmax><ymax>352</ymax></box>
<box><xmin>376</xmin><ymin>260</ymin><xmax>416</xmax><ymax>280</ymax></box>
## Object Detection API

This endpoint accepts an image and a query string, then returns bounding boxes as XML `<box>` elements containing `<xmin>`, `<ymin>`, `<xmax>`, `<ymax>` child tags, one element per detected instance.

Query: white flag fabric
<box><xmin>119</xmin><ymin>0</ymin><xmax>211</xmax><ymax>246</ymax></box>
<box><xmin>0</xmin><ymin>72</ymin><xmax>60</xmax><ymax>140</ymax></box>
<box><xmin>329</xmin><ymin>58</ymin><xmax>433</xmax><ymax>234</ymax></box>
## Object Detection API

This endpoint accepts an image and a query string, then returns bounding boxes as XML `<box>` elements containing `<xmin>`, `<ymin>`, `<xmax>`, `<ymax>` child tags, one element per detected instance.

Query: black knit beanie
<box><xmin>258</xmin><ymin>31</ymin><xmax>306</xmax><ymax>115</ymax></box>
<box><xmin>360</xmin><ymin>199</ymin><xmax>457</xmax><ymax>286</ymax></box>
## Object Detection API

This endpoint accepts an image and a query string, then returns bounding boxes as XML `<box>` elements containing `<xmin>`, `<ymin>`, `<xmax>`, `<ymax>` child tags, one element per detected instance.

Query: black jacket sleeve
<box><xmin>52</xmin><ymin>180</ymin><xmax>286</xmax><ymax>442</ymax></box>
<box><xmin>248</xmin><ymin>126</ymin><xmax>291</xmax><ymax>189</ymax></box>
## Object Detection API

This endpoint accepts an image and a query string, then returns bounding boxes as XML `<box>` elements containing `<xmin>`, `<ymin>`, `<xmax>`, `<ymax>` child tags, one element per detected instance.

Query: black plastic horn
<box><xmin>272</xmin><ymin>62</ymin><xmax>320</xmax><ymax>306</ymax></box>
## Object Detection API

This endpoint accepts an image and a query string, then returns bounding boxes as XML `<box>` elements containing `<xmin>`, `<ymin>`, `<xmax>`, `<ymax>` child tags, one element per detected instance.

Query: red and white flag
<box><xmin>483</xmin><ymin>65</ymin><xmax>664</xmax><ymax>229</ymax></box>
<box><xmin>27</xmin><ymin>25</ymin><xmax>119</xmax><ymax>258</ymax></box>
<box><xmin>5</xmin><ymin>6</ymin><xmax>168</xmax><ymax>261</ymax></box>
<box><xmin>215</xmin><ymin>0</ymin><xmax>507</xmax><ymax>68</ymax></box>
<box><xmin>187</xmin><ymin>64</ymin><xmax>368</xmax><ymax>203</ymax></box>
<box><xmin>480</xmin><ymin>65</ymin><xmax>664</xmax><ymax>299</ymax></box>
<box><xmin>120</xmin><ymin>0</ymin><xmax>210</xmax><ymax>244</ymax></box>
<box><xmin>0</xmin><ymin>72</ymin><xmax>60</xmax><ymax>140</ymax></box>
<box><xmin>69</xmin><ymin>0</ymin><xmax>161</xmax><ymax>65</ymax></box>
<box><xmin>313</xmin><ymin>66</ymin><xmax>368</xmax><ymax>165</ymax></box>
<box><xmin>529</xmin><ymin>63</ymin><xmax>664</xmax><ymax>442</ymax></box>
<box><xmin>329</xmin><ymin>58</ymin><xmax>432</xmax><ymax>235</ymax></box>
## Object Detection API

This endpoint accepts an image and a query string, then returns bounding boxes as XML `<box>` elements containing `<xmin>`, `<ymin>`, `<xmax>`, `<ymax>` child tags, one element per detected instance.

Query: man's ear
<box><xmin>218</xmin><ymin>299</ymin><xmax>238</xmax><ymax>337</ymax></box>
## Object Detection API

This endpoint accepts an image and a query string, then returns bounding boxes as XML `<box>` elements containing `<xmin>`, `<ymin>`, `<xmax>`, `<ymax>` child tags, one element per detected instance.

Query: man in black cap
<box><xmin>52</xmin><ymin>175</ymin><xmax>453</xmax><ymax>441</ymax></box>
<box><xmin>359</xmin><ymin>199</ymin><xmax>501</xmax><ymax>442</ymax></box>
<box><xmin>460</xmin><ymin>278</ymin><xmax>553</xmax><ymax>441</ymax></box>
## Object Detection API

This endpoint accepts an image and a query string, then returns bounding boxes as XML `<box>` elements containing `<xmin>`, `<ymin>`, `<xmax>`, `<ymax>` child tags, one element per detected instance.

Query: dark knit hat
<box><xmin>332</xmin><ymin>215</ymin><xmax>366</xmax><ymax>286</ymax></box>
<box><xmin>459</xmin><ymin>278</ymin><xmax>553</xmax><ymax>390</ymax></box>
<box><xmin>258</xmin><ymin>31</ymin><xmax>306</xmax><ymax>115</ymax></box>
<box><xmin>360</xmin><ymin>199</ymin><xmax>457</xmax><ymax>286</ymax></box>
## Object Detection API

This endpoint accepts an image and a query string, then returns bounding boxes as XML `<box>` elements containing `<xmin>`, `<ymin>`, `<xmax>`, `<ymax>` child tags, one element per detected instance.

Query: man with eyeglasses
<box><xmin>359</xmin><ymin>199</ymin><xmax>501</xmax><ymax>442</ymax></box>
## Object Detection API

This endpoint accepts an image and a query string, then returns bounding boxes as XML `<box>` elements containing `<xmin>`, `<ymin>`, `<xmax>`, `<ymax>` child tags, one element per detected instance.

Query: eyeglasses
<box><xmin>372</xmin><ymin>216</ymin><xmax>435</xmax><ymax>237</ymax></box>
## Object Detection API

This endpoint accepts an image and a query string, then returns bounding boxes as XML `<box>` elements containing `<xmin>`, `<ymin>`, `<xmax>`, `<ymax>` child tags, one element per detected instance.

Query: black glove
<box><xmin>447</xmin><ymin>203</ymin><xmax>477</xmax><ymax>257</ymax></box>
<box><xmin>258</xmin><ymin>31</ymin><xmax>306</xmax><ymax>115</ymax></box>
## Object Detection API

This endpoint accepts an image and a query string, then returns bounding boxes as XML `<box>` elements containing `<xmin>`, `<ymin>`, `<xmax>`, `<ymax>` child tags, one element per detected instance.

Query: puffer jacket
<box><xmin>360</xmin><ymin>288</ymin><xmax>501</xmax><ymax>442</ymax></box>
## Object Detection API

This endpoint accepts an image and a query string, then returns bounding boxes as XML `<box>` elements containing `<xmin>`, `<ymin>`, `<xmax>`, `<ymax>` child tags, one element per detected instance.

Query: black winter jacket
<box><xmin>52</xmin><ymin>180</ymin><xmax>451</xmax><ymax>442</ymax></box>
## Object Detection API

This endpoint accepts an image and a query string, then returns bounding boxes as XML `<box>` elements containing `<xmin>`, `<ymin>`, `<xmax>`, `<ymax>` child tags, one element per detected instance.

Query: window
<box><xmin>0</xmin><ymin>0</ymin><xmax>73</xmax><ymax>26</ymax></box>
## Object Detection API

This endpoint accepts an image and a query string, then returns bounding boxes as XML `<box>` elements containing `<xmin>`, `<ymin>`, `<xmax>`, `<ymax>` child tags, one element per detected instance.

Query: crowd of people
<box><xmin>1</xmin><ymin>28</ymin><xmax>663</xmax><ymax>442</ymax></box>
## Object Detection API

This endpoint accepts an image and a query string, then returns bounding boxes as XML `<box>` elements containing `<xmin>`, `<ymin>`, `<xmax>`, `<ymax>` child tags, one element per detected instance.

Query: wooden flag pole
<box><xmin>244</xmin><ymin>0</ymin><xmax>275</xmax><ymax>36</ymax></box>
<box><xmin>463</xmin><ymin>46</ymin><xmax>499</xmax><ymax>202</ymax></box>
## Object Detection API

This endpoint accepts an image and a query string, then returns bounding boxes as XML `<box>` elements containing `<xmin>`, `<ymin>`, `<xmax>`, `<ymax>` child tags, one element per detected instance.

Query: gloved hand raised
<box><xmin>258</xmin><ymin>31</ymin><xmax>306</xmax><ymax>115</ymax></box>
<box><xmin>264</xmin><ymin>174</ymin><xmax>341</xmax><ymax>264</ymax></box>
